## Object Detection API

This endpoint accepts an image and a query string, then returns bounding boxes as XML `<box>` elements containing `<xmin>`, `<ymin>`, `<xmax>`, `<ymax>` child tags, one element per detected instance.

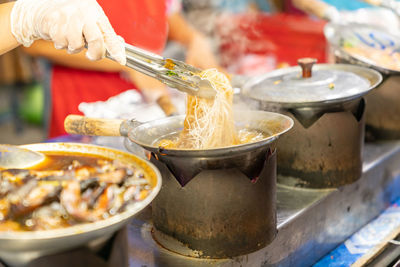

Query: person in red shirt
<box><xmin>24</xmin><ymin>0</ymin><xmax>221</xmax><ymax>138</ymax></box>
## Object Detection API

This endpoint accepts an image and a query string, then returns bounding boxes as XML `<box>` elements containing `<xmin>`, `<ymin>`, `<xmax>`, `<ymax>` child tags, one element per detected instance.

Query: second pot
<box><xmin>242</xmin><ymin>59</ymin><xmax>381</xmax><ymax>188</ymax></box>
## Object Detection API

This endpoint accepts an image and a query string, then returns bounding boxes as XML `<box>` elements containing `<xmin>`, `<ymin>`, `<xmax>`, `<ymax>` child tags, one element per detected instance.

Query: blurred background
<box><xmin>0</xmin><ymin>0</ymin><xmax>395</xmax><ymax>144</ymax></box>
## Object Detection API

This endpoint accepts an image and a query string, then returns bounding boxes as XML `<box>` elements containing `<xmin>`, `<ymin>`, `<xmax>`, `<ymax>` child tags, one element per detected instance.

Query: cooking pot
<box><xmin>0</xmin><ymin>142</ymin><xmax>161</xmax><ymax>266</ymax></box>
<box><xmin>64</xmin><ymin>110</ymin><xmax>293</xmax><ymax>258</ymax></box>
<box><xmin>324</xmin><ymin>22</ymin><xmax>400</xmax><ymax>139</ymax></box>
<box><xmin>64</xmin><ymin>111</ymin><xmax>293</xmax><ymax>186</ymax></box>
<box><xmin>242</xmin><ymin>59</ymin><xmax>382</xmax><ymax>188</ymax></box>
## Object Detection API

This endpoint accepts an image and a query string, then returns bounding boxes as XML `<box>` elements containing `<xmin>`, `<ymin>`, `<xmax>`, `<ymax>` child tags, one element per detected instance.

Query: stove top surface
<box><xmin>126</xmin><ymin>141</ymin><xmax>400</xmax><ymax>267</ymax></box>
<box><xmin>4</xmin><ymin>141</ymin><xmax>400</xmax><ymax>267</ymax></box>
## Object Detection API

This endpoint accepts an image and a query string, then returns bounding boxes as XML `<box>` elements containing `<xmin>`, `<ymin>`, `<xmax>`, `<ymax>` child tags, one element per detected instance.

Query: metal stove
<box><xmin>124</xmin><ymin>141</ymin><xmax>400</xmax><ymax>267</ymax></box>
<box><xmin>8</xmin><ymin>143</ymin><xmax>400</xmax><ymax>267</ymax></box>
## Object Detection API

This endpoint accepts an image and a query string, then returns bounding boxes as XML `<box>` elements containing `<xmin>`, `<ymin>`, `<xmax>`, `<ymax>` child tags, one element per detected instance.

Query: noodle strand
<box><xmin>158</xmin><ymin>68</ymin><xmax>266</xmax><ymax>149</ymax></box>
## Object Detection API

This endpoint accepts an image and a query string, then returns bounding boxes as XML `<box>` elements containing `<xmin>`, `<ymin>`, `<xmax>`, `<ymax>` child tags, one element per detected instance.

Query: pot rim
<box><xmin>128</xmin><ymin>111</ymin><xmax>294</xmax><ymax>157</ymax></box>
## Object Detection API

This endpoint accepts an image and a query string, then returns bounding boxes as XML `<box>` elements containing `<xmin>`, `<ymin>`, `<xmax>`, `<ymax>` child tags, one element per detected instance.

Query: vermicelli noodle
<box><xmin>179</xmin><ymin>68</ymin><xmax>238</xmax><ymax>149</ymax></box>
<box><xmin>158</xmin><ymin>68</ymin><xmax>265</xmax><ymax>149</ymax></box>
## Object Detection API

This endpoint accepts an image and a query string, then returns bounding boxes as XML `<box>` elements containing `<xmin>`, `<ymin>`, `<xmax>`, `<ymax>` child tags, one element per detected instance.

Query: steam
<box><xmin>182</xmin><ymin>2</ymin><xmax>278</xmax><ymax>75</ymax></box>
<box><xmin>180</xmin><ymin>2</ymin><xmax>278</xmax><ymax>112</ymax></box>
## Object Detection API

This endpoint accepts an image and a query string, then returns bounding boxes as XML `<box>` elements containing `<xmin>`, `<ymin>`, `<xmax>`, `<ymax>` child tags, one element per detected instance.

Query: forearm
<box><xmin>0</xmin><ymin>2</ymin><xmax>19</xmax><ymax>55</ymax></box>
<box><xmin>167</xmin><ymin>11</ymin><xmax>226</xmax><ymax>72</ymax></box>
<box><xmin>127</xmin><ymin>71</ymin><xmax>176</xmax><ymax>115</ymax></box>
<box><xmin>127</xmin><ymin>70</ymin><xmax>169</xmax><ymax>101</ymax></box>
<box><xmin>23</xmin><ymin>40</ymin><xmax>126</xmax><ymax>72</ymax></box>
<box><xmin>167</xmin><ymin>12</ymin><xmax>197</xmax><ymax>48</ymax></box>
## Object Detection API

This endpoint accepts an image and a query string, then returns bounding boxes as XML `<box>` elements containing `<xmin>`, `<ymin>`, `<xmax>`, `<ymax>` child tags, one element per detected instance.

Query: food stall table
<box><xmin>41</xmin><ymin>134</ymin><xmax>400</xmax><ymax>267</ymax></box>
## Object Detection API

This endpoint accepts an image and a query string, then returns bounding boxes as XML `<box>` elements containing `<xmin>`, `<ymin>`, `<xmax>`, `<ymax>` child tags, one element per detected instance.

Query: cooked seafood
<box><xmin>0</xmin><ymin>153</ymin><xmax>151</xmax><ymax>231</ymax></box>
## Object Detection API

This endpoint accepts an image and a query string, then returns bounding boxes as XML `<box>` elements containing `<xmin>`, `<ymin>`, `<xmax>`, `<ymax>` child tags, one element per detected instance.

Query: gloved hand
<box><xmin>10</xmin><ymin>0</ymin><xmax>126</xmax><ymax>65</ymax></box>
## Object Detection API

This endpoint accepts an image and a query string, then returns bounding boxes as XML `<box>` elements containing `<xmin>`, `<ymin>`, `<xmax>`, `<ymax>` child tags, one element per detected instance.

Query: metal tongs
<box><xmin>113</xmin><ymin>43</ymin><xmax>216</xmax><ymax>99</ymax></box>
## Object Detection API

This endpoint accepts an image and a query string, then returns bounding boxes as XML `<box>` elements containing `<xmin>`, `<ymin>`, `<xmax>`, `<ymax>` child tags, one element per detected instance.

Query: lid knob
<box><xmin>297</xmin><ymin>58</ymin><xmax>317</xmax><ymax>78</ymax></box>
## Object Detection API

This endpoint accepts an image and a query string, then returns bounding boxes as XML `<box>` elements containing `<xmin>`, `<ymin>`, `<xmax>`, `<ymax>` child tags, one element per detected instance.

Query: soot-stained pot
<box><xmin>324</xmin><ymin>23</ymin><xmax>400</xmax><ymax>140</ymax></box>
<box><xmin>63</xmin><ymin>111</ymin><xmax>293</xmax><ymax>258</ymax></box>
<box><xmin>122</xmin><ymin>110</ymin><xmax>293</xmax><ymax>258</ymax></box>
<box><xmin>242</xmin><ymin>58</ymin><xmax>382</xmax><ymax>188</ymax></box>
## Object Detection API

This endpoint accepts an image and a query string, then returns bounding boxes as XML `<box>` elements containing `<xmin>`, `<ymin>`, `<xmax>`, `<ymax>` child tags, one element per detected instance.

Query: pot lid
<box><xmin>324</xmin><ymin>23</ymin><xmax>400</xmax><ymax>75</ymax></box>
<box><xmin>242</xmin><ymin>58</ymin><xmax>382</xmax><ymax>108</ymax></box>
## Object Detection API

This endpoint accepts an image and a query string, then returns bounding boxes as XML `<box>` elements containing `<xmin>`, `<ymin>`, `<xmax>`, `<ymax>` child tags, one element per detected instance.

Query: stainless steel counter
<box><xmin>126</xmin><ymin>141</ymin><xmax>400</xmax><ymax>267</ymax></box>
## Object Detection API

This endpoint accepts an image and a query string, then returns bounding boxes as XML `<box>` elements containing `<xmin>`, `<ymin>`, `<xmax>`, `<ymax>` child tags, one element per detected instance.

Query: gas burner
<box><xmin>151</xmin><ymin>228</ymin><xmax>204</xmax><ymax>258</ymax></box>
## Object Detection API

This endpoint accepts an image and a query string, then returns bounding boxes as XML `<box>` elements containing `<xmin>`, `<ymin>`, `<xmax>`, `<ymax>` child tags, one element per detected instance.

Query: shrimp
<box><xmin>60</xmin><ymin>181</ymin><xmax>114</xmax><ymax>222</ymax></box>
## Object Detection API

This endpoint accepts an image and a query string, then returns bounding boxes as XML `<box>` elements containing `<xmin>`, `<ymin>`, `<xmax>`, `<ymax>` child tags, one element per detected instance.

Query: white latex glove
<box><xmin>10</xmin><ymin>0</ymin><xmax>126</xmax><ymax>65</ymax></box>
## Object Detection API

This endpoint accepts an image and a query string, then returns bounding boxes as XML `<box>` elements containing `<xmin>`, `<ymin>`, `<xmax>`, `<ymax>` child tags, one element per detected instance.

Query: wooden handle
<box><xmin>64</xmin><ymin>115</ymin><xmax>124</xmax><ymax>136</ymax></box>
<box><xmin>156</xmin><ymin>95</ymin><xmax>178</xmax><ymax>116</ymax></box>
<box><xmin>292</xmin><ymin>0</ymin><xmax>332</xmax><ymax>19</ymax></box>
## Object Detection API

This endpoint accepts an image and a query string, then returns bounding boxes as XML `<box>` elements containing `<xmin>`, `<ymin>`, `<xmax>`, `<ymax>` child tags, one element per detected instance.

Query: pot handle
<box><xmin>64</xmin><ymin>115</ymin><xmax>126</xmax><ymax>136</ymax></box>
